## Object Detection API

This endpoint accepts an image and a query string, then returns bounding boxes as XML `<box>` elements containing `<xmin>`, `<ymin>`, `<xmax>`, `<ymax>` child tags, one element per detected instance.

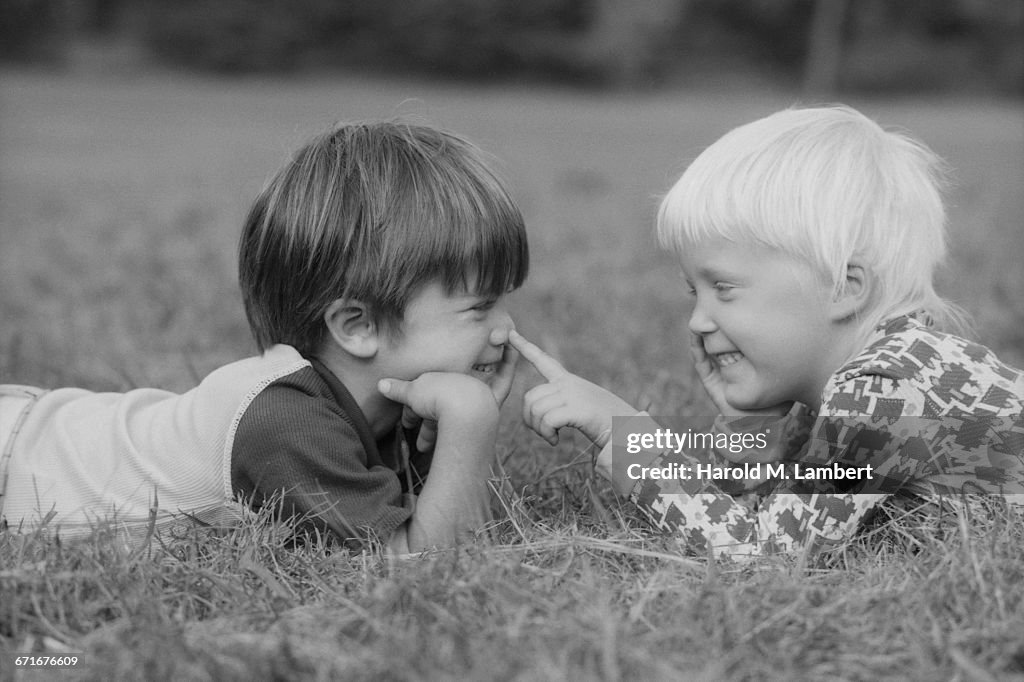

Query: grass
<box><xmin>1</xmin><ymin>68</ymin><xmax>1023</xmax><ymax>680</ymax></box>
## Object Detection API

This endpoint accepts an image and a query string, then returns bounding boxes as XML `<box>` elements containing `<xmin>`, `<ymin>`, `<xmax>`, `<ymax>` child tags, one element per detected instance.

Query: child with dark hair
<box><xmin>0</xmin><ymin>121</ymin><xmax>529</xmax><ymax>553</ymax></box>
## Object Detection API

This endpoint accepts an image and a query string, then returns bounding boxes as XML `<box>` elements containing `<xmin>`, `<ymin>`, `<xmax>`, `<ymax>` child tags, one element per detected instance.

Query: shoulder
<box><xmin>824</xmin><ymin>316</ymin><xmax>1024</xmax><ymax>417</ymax></box>
<box><xmin>191</xmin><ymin>344</ymin><xmax>313</xmax><ymax>421</ymax></box>
<box><xmin>229</xmin><ymin>355</ymin><xmax>390</xmax><ymax>487</ymax></box>
<box><xmin>233</xmin><ymin>362</ymin><xmax>362</xmax><ymax>456</ymax></box>
<box><xmin>821</xmin><ymin>317</ymin><xmax>936</xmax><ymax>415</ymax></box>
<box><xmin>838</xmin><ymin>317</ymin><xmax>958</xmax><ymax>381</ymax></box>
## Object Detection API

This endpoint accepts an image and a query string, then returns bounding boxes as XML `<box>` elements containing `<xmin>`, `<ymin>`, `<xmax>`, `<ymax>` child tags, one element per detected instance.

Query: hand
<box><xmin>690</xmin><ymin>333</ymin><xmax>791</xmax><ymax>418</ymax></box>
<box><xmin>378</xmin><ymin>372</ymin><xmax>498</xmax><ymax>433</ymax></box>
<box><xmin>401</xmin><ymin>406</ymin><xmax>438</xmax><ymax>453</ymax></box>
<box><xmin>509</xmin><ymin>330</ymin><xmax>635</xmax><ymax>448</ymax></box>
<box><xmin>379</xmin><ymin>373</ymin><xmax>501</xmax><ymax>554</ymax></box>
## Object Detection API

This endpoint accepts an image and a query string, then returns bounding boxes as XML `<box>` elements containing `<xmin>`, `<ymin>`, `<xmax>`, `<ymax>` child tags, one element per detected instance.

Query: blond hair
<box><xmin>658</xmin><ymin>105</ymin><xmax>961</xmax><ymax>338</ymax></box>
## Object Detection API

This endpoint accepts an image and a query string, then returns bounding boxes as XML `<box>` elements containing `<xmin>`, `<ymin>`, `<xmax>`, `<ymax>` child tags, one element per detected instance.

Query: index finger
<box><xmin>508</xmin><ymin>330</ymin><xmax>567</xmax><ymax>380</ymax></box>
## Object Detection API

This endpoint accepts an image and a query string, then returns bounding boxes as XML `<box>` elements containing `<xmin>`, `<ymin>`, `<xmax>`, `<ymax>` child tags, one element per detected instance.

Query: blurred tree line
<box><xmin>2</xmin><ymin>0</ymin><xmax>1021</xmax><ymax>93</ymax></box>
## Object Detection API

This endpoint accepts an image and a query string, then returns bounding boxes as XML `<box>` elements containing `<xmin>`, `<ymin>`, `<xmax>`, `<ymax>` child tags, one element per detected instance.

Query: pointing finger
<box><xmin>509</xmin><ymin>330</ymin><xmax>567</xmax><ymax>381</ymax></box>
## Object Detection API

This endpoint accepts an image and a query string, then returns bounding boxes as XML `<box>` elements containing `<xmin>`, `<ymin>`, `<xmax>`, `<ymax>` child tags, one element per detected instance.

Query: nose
<box><xmin>489</xmin><ymin>306</ymin><xmax>514</xmax><ymax>346</ymax></box>
<box><xmin>687</xmin><ymin>295</ymin><xmax>717</xmax><ymax>336</ymax></box>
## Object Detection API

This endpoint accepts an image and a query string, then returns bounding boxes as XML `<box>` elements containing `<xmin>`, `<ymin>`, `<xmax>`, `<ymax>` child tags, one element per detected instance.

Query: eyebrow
<box><xmin>695</xmin><ymin>265</ymin><xmax>739</xmax><ymax>281</ymax></box>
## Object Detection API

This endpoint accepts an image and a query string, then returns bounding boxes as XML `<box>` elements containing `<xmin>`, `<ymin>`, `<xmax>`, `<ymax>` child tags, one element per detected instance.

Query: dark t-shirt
<box><xmin>231</xmin><ymin>357</ymin><xmax>430</xmax><ymax>548</ymax></box>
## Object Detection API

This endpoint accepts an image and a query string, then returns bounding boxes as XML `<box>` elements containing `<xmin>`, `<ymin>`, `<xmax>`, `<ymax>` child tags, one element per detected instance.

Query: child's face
<box><xmin>377</xmin><ymin>280</ymin><xmax>514</xmax><ymax>386</ymax></box>
<box><xmin>679</xmin><ymin>238</ymin><xmax>842</xmax><ymax>410</ymax></box>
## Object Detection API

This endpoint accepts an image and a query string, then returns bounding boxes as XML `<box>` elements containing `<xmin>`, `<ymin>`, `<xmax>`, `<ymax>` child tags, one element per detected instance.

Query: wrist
<box><xmin>436</xmin><ymin>378</ymin><xmax>499</xmax><ymax>422</ymax></box>
<box><xmin>594</xmin><ymin>411</ymin><xmax>662</xmax><ymax>496</ymax></box>
<box><xmin>437</xmin><ymin>397</ymin><xmax>500</xmax><ymax>437</ymax></box>
<box><xmin>439</xmin><ymin>403</ymin><xmax>499</xmax><ymax>431</ymax></box>
<box><xmin>588</xmin><ymin>395</ymin><xmax>636</xmax><ymax>447</ymax></box>
<box><xmin>589</xmin><ymin>418</ymin><xmax>613</xmax><ymax>449</ymax></box>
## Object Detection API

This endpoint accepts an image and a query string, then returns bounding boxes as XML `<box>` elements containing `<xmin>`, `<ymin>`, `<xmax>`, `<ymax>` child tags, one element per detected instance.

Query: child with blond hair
<box><xmin>0</xmin><ymin>121</ymin><xmax>528</xmax><ymax>553</ymax></box>
<box><xmin>512</xmin><ymin>105</ymin><xmax>1023</xmax><ymax>559</ymax></box>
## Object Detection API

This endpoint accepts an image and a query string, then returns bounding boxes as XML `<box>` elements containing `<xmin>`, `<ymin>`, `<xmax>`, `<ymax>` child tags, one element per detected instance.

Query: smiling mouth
<box><xmin>472</xmin><ymin>363</ymin><xmax>497</xmax><ymax>375</ymax></box>
<box><xmin>713</xmin><ymin>352</ymin><xmax>743</xmax><ymax>368</ymax></box>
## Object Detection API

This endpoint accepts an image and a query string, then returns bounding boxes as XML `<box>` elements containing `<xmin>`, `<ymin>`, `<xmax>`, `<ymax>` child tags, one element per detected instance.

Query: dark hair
<box><xmin>238</xmin><ymin>121</ymin><xmax>529</xmax><ymax>354</ymax></box>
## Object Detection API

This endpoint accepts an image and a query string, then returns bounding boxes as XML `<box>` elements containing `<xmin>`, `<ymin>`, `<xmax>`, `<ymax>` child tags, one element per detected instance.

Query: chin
<box><xmin>724</xmin><ymin>391</ymin><xmax>765</xmax><ymax>412</ymax></box>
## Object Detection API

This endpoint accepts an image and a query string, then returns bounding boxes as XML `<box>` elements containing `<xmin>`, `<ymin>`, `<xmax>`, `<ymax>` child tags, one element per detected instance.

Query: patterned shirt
<box><xmin>596</xmin><ymin>316</ymin><xmax>1024</xmax><ymax>559</ymax></box>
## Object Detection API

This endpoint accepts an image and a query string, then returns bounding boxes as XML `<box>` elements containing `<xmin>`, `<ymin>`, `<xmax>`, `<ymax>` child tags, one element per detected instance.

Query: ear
<box><xmin>323</xmin><ymin>299</ymin><xmax>379</xmax><ymax>359</ymax></box>
<box><xmin>829</xmin><ymin>261</ymin><xmax>873</xmax><ymax>322</ymax></box>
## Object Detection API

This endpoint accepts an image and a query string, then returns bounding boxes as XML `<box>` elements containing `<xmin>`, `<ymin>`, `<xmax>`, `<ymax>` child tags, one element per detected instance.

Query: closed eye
<box><xmin>712</xmin><ymin>282</ymin><xmax>737</xmax><ymax>299</ymax></box>
<box><xmin>470</xmin><ymin>298</ymin><xmax>497</xmax><ymax>312</ymax></box>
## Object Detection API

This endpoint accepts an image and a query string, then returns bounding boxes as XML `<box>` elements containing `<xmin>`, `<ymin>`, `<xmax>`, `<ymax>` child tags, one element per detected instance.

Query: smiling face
<box><xmin>376</xmin><ymin>280</ymin><xmax>513</xmax><ymax>387</ymax></box>
<box><xmin>680</xmin><ymin>239</ymin><xmax>849</xmax><ymax>411</ymax></box>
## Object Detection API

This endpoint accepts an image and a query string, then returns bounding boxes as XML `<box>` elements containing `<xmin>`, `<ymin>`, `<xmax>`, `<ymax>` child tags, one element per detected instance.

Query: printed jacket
<box><xmin>596</xmin><ymin>316</ymin><xmax>1024</xmax><ymax>559</ymax></box>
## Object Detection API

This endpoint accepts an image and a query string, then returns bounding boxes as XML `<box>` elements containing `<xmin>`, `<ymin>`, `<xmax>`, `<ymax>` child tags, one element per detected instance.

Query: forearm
<box><xmin>401</xmin><ymin>415</ymin><xmax>497</xmax><ymax>552</ymax></box>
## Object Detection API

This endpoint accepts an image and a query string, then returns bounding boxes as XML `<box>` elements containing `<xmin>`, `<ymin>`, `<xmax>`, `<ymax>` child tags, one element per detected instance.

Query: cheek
<box><xmin>443</xmin><ymin>325</ymin><xmax>488</xmax><ymax>355</ymax></box>
<box><xmin>714</xmin><ymin>306</ymin><xmax>753</xmax><ymax>338</ymax></box>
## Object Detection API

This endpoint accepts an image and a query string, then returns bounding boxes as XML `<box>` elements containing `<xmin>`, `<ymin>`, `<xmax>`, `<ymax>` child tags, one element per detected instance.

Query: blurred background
<box><xmin>1</xmin><ymin>0</ymin><xmax>1022</xmax><ymax>407</ymax></box>
<box><xmin>1</xmin><ymin>6</ymin><xmax>1022</xmax><ymax>670</ymax></box>
<box><xmin>2</xmin><ymin>0</ymin><xmax>1022</xmax><ymax>94</ymax></box>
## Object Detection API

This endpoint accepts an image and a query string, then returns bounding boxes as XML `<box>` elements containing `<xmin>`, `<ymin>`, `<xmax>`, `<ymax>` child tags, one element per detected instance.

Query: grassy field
<box><xmin>1</xmin><ymin>69</ymin><xmax>1023</xmax><ymax>680</ymax></box>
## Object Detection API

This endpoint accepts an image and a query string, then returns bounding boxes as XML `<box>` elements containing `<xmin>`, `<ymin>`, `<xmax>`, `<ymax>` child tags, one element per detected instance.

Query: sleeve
<box><xmin>231</xmin><ymin>383</ymin><xmax>413</xmax><ymax>550</ymax></box>
<box><xmin>601</xmin><ymin>381</ymin><xmax>916</xmax><ymax>561</ymax></box>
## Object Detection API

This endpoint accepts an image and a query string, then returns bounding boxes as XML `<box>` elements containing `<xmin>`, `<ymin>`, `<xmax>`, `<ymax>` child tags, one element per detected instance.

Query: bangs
<box><xmin>657</xmin><ymin>145</ymin><xmax>821</xmax><ymax>265</ymax></box>
<box><xmin>657</xmin><ymin>151</ymin><xmax>776</xmax><ymax>253</ymax></box>
<box><xmin>358</xmin><ymin>128</ymin><xmax>528</xmax><ymax>320</ymax></box>
<box><xmin>655</xmin><ymin>105</ymin><xmax>956</xmax><ymax>339</ymax></box>
<box><xmin>430</xmin><ymin>178</ymin><xmax>529</xmax><ymax>300</ymax></box>
<box><xmin>657</xmin><ymin>107</ymin><xmax>888</xmax><ymax>276</ymax></box>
